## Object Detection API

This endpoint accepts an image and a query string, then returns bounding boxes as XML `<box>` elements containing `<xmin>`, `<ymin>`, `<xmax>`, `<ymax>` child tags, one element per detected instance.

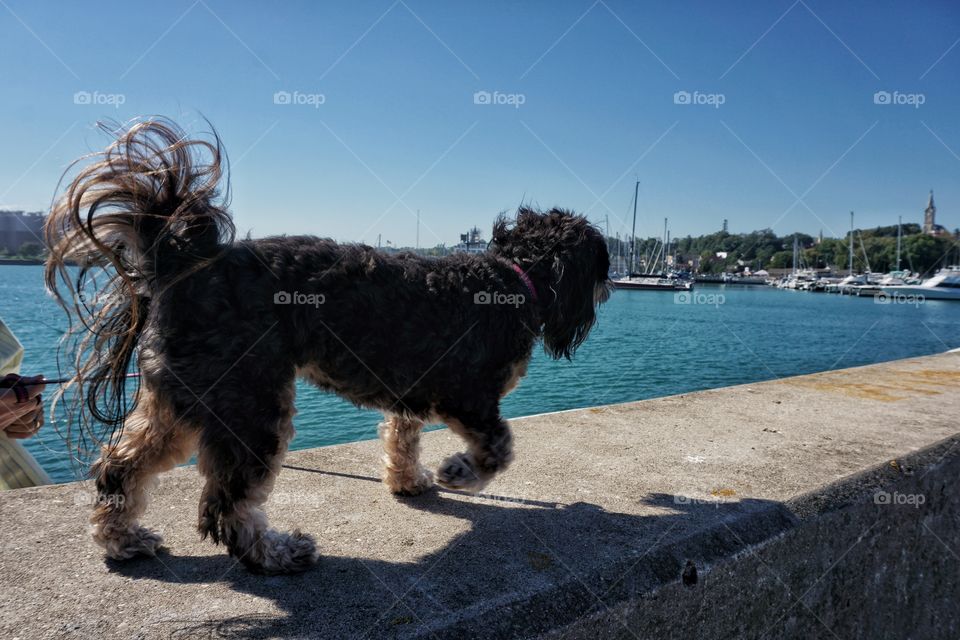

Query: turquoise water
<box><xmin>1</xmin><ymin>264</ymin><xmax>958</xmax><ymax>483</ymax></box>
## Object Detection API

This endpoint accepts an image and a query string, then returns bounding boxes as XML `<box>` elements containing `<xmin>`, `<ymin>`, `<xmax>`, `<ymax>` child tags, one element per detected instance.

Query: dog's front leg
<box><xmin>436</xmin><ymin>410</ymin><xmax>513</xmax><ymax>493</ymax></box>
<box><xmin>379</xmin><ymin>414</ymin><xmax>433</xmax><ymax>495</ymax></box>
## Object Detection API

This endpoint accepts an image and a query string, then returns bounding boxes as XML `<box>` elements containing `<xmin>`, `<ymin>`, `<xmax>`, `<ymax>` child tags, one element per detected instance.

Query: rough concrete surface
<box><xmin>1</xmin><ymin>352</ymin><xmax>959</xmax><ymax>639</ymax></box>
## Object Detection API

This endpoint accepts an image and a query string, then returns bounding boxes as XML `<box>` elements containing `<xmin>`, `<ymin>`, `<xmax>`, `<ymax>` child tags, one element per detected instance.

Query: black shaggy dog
<box><xmin>45</xmin><ymin>119</ymin><xmax>611</xmax><ymax>574</ymax></box>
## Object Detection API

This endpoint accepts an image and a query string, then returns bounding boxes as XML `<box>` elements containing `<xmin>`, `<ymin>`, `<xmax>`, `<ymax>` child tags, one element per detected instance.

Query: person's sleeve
<box><xmin>0</xmin><ymin>318</ymin><xmax>52</xmax><ymax>489</ymax></box>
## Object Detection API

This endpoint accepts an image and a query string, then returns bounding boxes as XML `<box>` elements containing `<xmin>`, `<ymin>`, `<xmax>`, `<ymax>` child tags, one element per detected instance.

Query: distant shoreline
<box><xmin>0</xmin><ymin>258</ymin><xmax>44</xmax><ymax>266</ymax></box>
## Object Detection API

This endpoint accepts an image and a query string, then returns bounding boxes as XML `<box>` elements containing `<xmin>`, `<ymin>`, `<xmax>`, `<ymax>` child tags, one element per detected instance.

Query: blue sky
<box><xmin>0</xmin><ymin>0</ymin><xmax>957</xmax><ymax>247</ymax></box>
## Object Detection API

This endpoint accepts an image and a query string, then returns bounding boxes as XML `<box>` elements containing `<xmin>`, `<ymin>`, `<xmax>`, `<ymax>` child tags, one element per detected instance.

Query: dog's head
<box><xmin>491</xmin><ymin>207</ymin><xmax>612</xmax><ymax>359</ymax></box>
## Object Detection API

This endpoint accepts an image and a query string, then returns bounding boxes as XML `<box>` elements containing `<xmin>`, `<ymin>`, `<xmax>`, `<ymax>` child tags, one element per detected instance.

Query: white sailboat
<box><xmin>612</xmin><ymin>181</ymin><xmax>692</xmax><ymax>291</ymax></box>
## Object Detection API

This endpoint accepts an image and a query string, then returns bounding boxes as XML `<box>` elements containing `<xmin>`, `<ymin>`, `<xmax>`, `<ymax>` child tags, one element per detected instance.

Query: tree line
<box><xmin>608</xmin><ymin>224</ymin><xmax>960</xmax><ymax>277</ymax></box>
<box><xmin>0</xmin><ymin>242</ymin><xmax>45</xmax><ymax>259</ymax></box>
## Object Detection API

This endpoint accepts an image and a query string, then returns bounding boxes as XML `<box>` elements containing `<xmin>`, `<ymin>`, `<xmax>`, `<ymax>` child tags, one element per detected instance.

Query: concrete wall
<box><xmin>549</xmin><ymin>435</ymin><xmax>960</xmax><ymax>640</ymax></box>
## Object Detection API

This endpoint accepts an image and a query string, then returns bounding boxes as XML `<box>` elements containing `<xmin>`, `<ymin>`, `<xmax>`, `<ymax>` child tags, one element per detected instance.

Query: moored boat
<box><xmin>879</xmin><ymin>266</ymin><xmax>960</xmax><ymax>301</ymax></box>
<box><xmin>613</xmin><ymin>180</ymin><xmax>692</xmax><ymax>292</ymax></box>
<box><xmin>848</xmin><ymin>271</ymin><xmax>920</xmax><ymax>296</ymax></box>
<box><xmin>613</xmin><ymin>273</ymin><xmax>693</xmax><ymax>291</ymax></box>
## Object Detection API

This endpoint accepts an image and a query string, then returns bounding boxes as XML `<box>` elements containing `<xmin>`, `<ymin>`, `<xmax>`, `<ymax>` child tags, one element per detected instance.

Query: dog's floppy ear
<box><xmin>542</xmin><ymin>214</ymin><xmax>611</xmax><ymax>360</ymax></box>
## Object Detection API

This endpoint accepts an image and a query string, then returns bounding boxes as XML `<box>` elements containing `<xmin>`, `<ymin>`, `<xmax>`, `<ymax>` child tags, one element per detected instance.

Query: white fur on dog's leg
<box><xmin>436</xmin><ymin>452</ymin><xmax>490</xmax><ymax>492</ymax></box>
<box><xmin>409</xmin><ymin>466</ymin><xmax>435</xmax><ymax>494</ymax></box>
<box><xmin>223</xmin><ymin>505</ymin><xmax>320</xmax><ymax>574</ymax></box>
<box><xmin>379</xmin><ymin>414</ymin><xmax>433</xmax><ymax>496</ymax></box>
<box><xmin>93</xmin><ymin>523</ymin><xmax>166</xmax><ymax>560</ymax></box>
<box><xmin>385</xmin><ymin>464</ymin><xmax>434</xmax><ymax>496</ymax></box>
<box><xmin>255</xmin><ymin>530</ymin><xmax>320</xmax><ymax>575</ymax></box>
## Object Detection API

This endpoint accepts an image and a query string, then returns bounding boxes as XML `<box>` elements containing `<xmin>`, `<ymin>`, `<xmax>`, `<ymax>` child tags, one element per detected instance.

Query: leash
<box><xmin>2</xmin><ymin>372</ymin><xmax>142</xmax><ymax>389</ymax></box>
<box><xmin>2</xmin><ymin>372</ymin><xmax>140</xmax><ymax>412</ymax></box>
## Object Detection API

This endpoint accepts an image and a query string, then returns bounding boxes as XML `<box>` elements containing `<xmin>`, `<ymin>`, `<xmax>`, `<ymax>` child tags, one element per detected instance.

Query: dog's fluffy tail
<box><xmin>44</xmin><ymin>117</ymin><xmax>235</xmax><ymax>460</ymax></box>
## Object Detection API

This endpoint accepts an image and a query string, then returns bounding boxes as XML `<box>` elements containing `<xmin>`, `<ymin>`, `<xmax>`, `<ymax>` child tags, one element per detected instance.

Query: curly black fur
<box><xmin>46</xmin><ymin>119</ymin><xmax>611</xmax><ymax>573</ymax></box>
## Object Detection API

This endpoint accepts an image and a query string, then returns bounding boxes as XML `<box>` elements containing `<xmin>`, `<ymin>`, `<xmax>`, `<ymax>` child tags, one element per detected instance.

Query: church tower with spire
<box><xmin>924</xmin><ymin>190</ymin><xmax>937</xmax><ymax>235</ymax></box>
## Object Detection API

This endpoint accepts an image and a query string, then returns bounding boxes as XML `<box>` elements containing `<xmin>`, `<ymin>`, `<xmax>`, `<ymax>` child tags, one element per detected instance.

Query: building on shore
<box><xmin>0</xmin><ymin>211</ymin><xmax>45</xmax><ymax>254</ymax></box>
<box><xmin>452</xmin><ymin>226</ymin><xmax>486</xmax><ymax>254</ymax></box>
<box><xmin>923</xmin><ymin>190</ymin><xmax>948</xmax><ymax>237</ymax></box>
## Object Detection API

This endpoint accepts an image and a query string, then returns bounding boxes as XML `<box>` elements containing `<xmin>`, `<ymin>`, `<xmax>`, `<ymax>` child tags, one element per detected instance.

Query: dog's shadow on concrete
<box><xmin>109</xmin><ymin>486</ymin><xmax>795</xmax><ymax>639</ymax></box>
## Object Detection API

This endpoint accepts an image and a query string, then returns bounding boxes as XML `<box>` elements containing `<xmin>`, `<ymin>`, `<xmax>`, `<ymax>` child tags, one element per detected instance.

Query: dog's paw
<box><xmin>436</xmin><ymin>452</ymin><xmax>489</xmax><ymax>492</ymax></box>
<box><xmin>252</xmin><ymin>530</ymin><xmax>320</xmax><ymax>575</ymax></box>
<box><xmin>386</xmin><ymin>466</ymin><xmax>434</xmax><ymax>496</ymax></box>
<box><xmin>95</xmin><ymin>523</ymin><xmax>166</xmax><ymax>560</ymax></box>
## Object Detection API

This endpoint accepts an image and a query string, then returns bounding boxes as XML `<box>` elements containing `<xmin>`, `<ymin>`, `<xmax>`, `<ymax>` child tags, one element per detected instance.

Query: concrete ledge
<box><xmin>1</xmin><ymin>352</ymin><xmax>959</xmax><ymax>639</ymax></box>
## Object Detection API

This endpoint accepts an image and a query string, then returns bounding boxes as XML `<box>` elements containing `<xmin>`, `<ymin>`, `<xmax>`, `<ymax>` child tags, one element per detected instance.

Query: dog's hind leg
<box><xmin>90</xmin><ymin>391</ymin><xmax>197</xmax><ymax>560</ymax></box>
<box><xmin>379</xmin><ymin>414</ymin><xmax>433</xmax><ymax>495</ymax></box>
<box><xmin>436</xmin><ymin>406</ymin><xmax>513</xmax><ymax>493</ymax></box>
<box><xmin>196</xmin><ymin>381</ymin><xmax>318</xmax><ymax>574</ymax></box>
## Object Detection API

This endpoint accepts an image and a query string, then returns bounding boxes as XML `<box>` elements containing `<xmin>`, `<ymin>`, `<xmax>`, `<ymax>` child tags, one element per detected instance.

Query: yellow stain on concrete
<box><xmin>782</xmin><ymin>368</ymin><xmax>960</xmax><ymax>403</ymax></box>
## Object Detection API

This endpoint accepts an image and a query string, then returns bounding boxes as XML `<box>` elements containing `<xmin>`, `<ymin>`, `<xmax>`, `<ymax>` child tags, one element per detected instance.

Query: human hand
<box><xmin>0</xmin><ymin>374</ymin><xmax>46</xmax><ymax>439</ymax></box>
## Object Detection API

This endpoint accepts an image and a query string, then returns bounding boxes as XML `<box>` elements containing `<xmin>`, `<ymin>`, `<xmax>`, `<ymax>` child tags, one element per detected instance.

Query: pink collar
<box><xmin>511</xmin><ymin>263</ymin><xmax>539</xmax><ymax>303</ymax></box>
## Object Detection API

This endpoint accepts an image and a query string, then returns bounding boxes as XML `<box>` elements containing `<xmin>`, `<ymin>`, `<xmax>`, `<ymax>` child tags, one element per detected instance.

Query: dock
<box><xmin>1</xmin><ymin>351</ymin><xmax>959</xmax><ymax>639</ymax></box>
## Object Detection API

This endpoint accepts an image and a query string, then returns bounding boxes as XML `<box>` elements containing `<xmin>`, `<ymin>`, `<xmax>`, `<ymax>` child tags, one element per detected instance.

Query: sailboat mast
<box><xmin>666</xmin><ymin>229</ymin><xmax>671</xmax><ymax>271</ymax></box>
<box><xmin>616</xmin><ymin>232</ymin><xmax>623</xmax><ymax>272</ymax></box>
<box><xmin>630</xmin><ymin>180</ymin><xmax>639</xmax><ymax>274</ymax></box>
<box><xmin>859</xmin><ymin>231</ymin><xmax>871</xmax><ymax>273</ymax></box>
<box><xmin>848</xmin><ymin>211</ymin><xmax>854</xmax><ymax>276</ymax></box>
<box><xmin>662</xmin><ymin>217</ymin><xmax>667</xmax><ymax>273</ymax></box>
<box><xmin>896</xmin><ymin>215</ymin><xmax>902</xmax><ymax>271</ymax></box>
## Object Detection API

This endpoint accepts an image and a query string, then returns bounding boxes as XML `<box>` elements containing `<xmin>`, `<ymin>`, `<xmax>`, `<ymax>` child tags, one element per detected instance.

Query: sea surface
<box><xmin>1</xmin><ymin>264</ymin><xmax>958</xmax><ymax>483</ymax></box>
